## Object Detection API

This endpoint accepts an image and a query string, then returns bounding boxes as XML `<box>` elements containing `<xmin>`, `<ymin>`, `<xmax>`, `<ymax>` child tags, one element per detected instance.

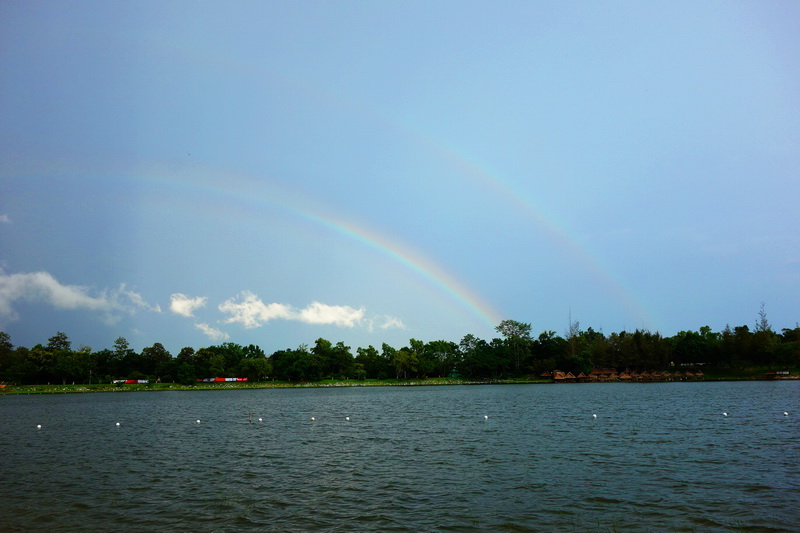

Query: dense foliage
<box><xmin>1</xmin><ymin>317</ymin><xmax>799</xmax><ymax>385</ymax></box>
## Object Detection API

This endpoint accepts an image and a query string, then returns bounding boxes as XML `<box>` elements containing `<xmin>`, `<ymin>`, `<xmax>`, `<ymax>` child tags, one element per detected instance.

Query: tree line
<box><xmin>1</xmin><ymin>316</ymin><xmax>799</xmax><ymax>385</ymax></box>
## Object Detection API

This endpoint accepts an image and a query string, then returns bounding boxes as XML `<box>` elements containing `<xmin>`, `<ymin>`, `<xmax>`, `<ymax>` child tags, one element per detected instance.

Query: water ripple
<box><xmin>1</xmin><ymin>382</ymin><xmax>799</xmax><ymax>531</ymax></box>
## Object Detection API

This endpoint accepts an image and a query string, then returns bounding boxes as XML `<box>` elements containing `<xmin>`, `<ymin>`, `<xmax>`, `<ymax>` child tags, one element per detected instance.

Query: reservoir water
<box><xmin>1</xmin><ymin>381</ymin><xmax>798</xmax><ymax>531</ymax></box>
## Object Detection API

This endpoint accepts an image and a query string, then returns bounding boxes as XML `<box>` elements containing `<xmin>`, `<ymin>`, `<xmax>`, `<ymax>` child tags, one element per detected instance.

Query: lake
<box><xmin>1</xmin><ymin>381</ymin><xmax>798</xmax><ymax>531</ymax></box>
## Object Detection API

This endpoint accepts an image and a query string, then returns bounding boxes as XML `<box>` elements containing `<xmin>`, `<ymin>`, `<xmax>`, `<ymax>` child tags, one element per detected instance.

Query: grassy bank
<box><xmin>1</xmin><ymin>370</ymin><xmax>794</xmax><ymax>394</ymax></box>
<box><xmin>0</xmin><ymin>377</ymin><xmax>552</xmax><ymax>394</ymax></box>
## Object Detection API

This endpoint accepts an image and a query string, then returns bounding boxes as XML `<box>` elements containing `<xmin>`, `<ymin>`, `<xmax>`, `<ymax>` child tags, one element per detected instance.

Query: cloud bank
<box><xmin>0</xmin><ymin>270</ymin><xmax>159</xmax><ymax>323</ymax></box>
<box><xmin>0</xmin><ymin>214</ymin><xmax>10</xmax><ymax>223</ymax></box>
<box><xmin>0</xmin><ymin>270</ymin><xmax>405</xmax><ymax>341</ymax></box>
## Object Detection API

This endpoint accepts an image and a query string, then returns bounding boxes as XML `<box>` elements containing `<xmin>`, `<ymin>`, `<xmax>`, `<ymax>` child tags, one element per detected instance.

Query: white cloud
<box><xmin>219</xmin><ymin>291</ymin><xmax>293</xmax><ymax>328</ymax></box>
<box><xmin>0</xmin><ymin>214</ymin><xmax>10</xmax><ymax>223</ymax></box>
<box><xmin>297</xmin><ymin>301</ymin><xmax>365</xmax><ymax>327</ymax></box>
<box><xmin>119</xmin><ymin>284</ymin><xmax>161</xmax><ymax>313</ymax></box>
<box><xmin>0</xmin><ymin>270</ymin><xmax>159</xmax><ymax>322</ymax></box>
<box><xmin>170</xmin><ymin>293</ymin><xmax>207</xmax><ymax>317</ymax></box>
<box><xmin>195</xmin><ymin>322</ymin><xmax>230</xmax><ymax>341</ymax></box>
<box><xmin>218</xmin><ymin>291</ymin><xmax>366</xmax><ymax>329</ymax></box>
<box><xmin>379</xmin><ymin>316</ymin><xmax>406</xmax><ymax>330</ymax></box>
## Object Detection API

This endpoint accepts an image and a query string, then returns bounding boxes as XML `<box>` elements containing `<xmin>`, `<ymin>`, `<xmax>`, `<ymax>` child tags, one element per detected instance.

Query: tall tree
<box><xmin>140</xmin><ymin>342</ymin><xmax>172</xmax><ymax>379</ymax></box>
<box><xmin>47</xmin><ymin>331</ymin><xmax>71</xmax><ymax>352</ymax></box>
<box><xmin>356</xmin><ymin>345</ymin><xmax>387</xmax><ymax>379</ymax></box>
<box><xmin>112</xmin><ymin>337</ymin><xmax>135</xmax><ymax>377</ymax></box>
<box><xmin>495</xmin><ymin>320</ymin><xmax>532</xmax><ymax>374</ymax></box>
<box><xmin>756</xmin><ymin>302</ymin><xmax>772</xmax><ymax>333</ymax></box>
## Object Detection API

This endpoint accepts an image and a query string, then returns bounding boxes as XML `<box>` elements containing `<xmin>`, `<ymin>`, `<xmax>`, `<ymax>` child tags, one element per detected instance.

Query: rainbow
<box><xmin>113</xmin><ymin>37</ymin><xmax>655</xmax><ymax>331</ymax></box>
<box><xmin>119</xmin><ymin>167</ymin><xmax>505</xmax><ymax>331</ymax></box>
<box><xmin>303</xmin><ymin>210</ymin><xmax>504</xmax><ymax>329</ymax></box>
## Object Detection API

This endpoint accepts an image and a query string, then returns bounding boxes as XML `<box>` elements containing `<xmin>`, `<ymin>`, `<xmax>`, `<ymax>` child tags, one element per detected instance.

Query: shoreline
<box><xmin>1</xmin><ymin>373</ymin><xmax>795</xmax><ymax>394</ymax></box>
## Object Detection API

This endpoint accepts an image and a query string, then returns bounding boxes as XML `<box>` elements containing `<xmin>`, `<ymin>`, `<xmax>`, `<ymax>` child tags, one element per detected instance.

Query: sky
<box><xmin>1</xmin><ymin>1</ymin><xmax>799</xmax><ymax>355</ymax></box>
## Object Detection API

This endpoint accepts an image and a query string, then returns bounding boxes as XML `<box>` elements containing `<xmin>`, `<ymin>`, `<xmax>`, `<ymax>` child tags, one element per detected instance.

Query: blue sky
<box><xmin>1</xmin><ymin>1</ymin><xmax>799</xmax><ymax>354</ymax></box>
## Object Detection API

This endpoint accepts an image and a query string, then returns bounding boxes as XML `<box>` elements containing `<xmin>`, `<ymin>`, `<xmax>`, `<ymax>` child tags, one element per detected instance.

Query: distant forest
<box><xmin>2</xmin><ymin>313</ymin><xmax>799</xmax><ymax>385</ymax></box>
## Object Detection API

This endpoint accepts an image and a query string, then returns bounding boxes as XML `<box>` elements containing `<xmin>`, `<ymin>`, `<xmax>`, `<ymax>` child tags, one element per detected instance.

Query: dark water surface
<box><xmin>1</xmin><ymin>381</ymin><xmax>798</xmax><ymax>531</ymax></box>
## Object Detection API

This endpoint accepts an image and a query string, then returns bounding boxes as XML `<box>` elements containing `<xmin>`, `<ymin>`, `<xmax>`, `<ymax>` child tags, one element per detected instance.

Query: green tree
<box><xmin>310</xmin><ymin>339</ymin><xmax>353</xmax><ymax>379</ymax></box>
<box><xmin>177</xmin><ymin>346</ymin><xmax>195</xmax><ymax>363</ymax></box>
<box><xmin>45</xmin><ymin>332</ymin><xmax>76</xmax><ymax>384</ymax></box>
<box><xmin>458</xmin><ymin>334</ymin><xmax>499</xmax><ymax>378</ymax></box>
<box><xmin>755</xmin><ymin>302</ymin><xmax>771</xmax><ymax>333</ymax></box>
<box><xmin>4</xmin><ymin>346</ymin><xmax>36</xmax><ymax>384</ymax></box>
<box><xmin>47</xmin><ymin>331</ymin><xmax>71</xmax><ymax>352</ymax></box>
<box><xmin>407</xmin><ymin>339</ymin><xmax>433</xmax><ymax>377</ymax></box>
<box><xmin>140</xmin><ymin>342</ymin><xmax>172</xmax><ymax>380</ymax></box>
<box><xmin>777</xmin><ymin>326</ymin><xmax>800</xmax><ymax>367</ymax></box>
<box><xmin>112</xmin><ymin>337</ymin><xmax>136</xmax><ymax>377</ymax></box>
<box><xmin>495</xmin><ymin>320</ymin><xmax>532</xmax><ymax>374</ymax></box>
<box><xmin>356</xmin><ymin>345</ymin><xmax>389</xmax><ymax>379</ymax></box>
<box><xmin>392</xmin><ymin>348</ymin><xmax>417</xmax><ymax>379</ymax></box>
<box><xmin>270</xmin><ymin>348</ymin><xmax>298</xmax><ymax>381</ymax></box>
<box><xmin>242</xmin><ymin>344</ymin><xmax>266</xmax><ymax>359</ymax></box>
<box><xmin>218</xmin><ymin>343</ymin><xmax>246</xmax><ymax>373</ymax></box>
<box><xmin>381</xmin><ymin>343</ymin><xmax>398</xmax><ymax>377</ymax></box>
<box><xmin>194</xmin><ymin>346</ymin><xmax>226</xmax><ymax>378</ymax></box>
<box><xmin>0</xmin><ymin>332</ymin><xmax>14</xmax><ymax>381</ymax></box>
<box><xmin>237</xmin><ymin>357</ymin><xmax>272</xmax><ymax>381</ymax></box>
<box><xmin>294</xmin><ymin>349</ymin><xmax>323</xmax><ymax>381</ymax></box>
<box><xmin>533</xmin><ymin>330</ymin><xmax>567</xmax><ymax>372</ymax></box>
<box><xmin>331</xmin><ymin>341</ymin><xmax>354</xmax><ymax>379</ymax></box>
<box><xmin>426</xmin><ymin>339</ymin><xmax>459</xmax><ymax>377</ymax></box>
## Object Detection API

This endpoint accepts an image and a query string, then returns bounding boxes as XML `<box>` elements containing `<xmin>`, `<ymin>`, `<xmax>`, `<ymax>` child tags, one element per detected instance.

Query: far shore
<box><xmin>1</xmin><ymin>371</ymin><xmax>796</xmax><ymax>395</ymax></box>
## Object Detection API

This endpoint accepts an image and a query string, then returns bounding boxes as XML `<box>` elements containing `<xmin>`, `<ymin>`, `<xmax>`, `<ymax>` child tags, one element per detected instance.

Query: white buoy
<box><xmin>258</xmin><ymin>417</ymin><xmax>263</xmax><ymax>422</ymax></box>
<box><xmin>196</xmin><ymin>419</ymin><xmax>201</xmax><ymax>424</ymax></box>
<box><xmin>722</xmin><ymin>412</ymin><xmax>728</xmax><ymax>417</ymax></box>
<box><xmin>115</xmin><ymin>422</ymin><xmax>120</xmax><ymax>427</ymax></box>
<box><xmin>593</xmin><ymin>414</ymin><xmax>597</xmax><ymax>419</ymax></box>
<box><xmin>310</xmin><ymin>417</ymin><xmax>315</xmax><ymax>421</ymax></box>
<box><xmin>36</xmin><ymin>424</ymin><xmax>41</xmax><ymax>429</ymax></box>
<box><xmin>484</xmin><ymin>415</ymin><xmax>489</xmax><ymax>419</ymax></box>
<box><xmin>345</xmin><ymin>416</ymin><xmax>350</xmax><ymax>421</ymax></box>
<box><xmin>784</xmin><ymin>412</ymin><xmax>789</xmax><ymax>416</ymax></box>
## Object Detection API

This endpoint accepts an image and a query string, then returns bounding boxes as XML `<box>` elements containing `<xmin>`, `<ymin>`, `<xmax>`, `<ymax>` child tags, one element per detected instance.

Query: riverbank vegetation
<box><xmin>1</xmin><ymin>312</ymin><xmax>798</xmax><ymax>388</ymax></box>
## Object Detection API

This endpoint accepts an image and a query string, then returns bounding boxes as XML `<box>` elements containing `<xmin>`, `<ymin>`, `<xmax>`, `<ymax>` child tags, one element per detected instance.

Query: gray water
<box><xmin>1</xmin><ymin>381</ymin><xmax>798</xmax><ymax>532</ymax></box>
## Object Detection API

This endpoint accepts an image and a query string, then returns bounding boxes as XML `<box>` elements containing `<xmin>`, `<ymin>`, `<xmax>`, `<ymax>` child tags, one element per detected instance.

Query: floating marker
<box><xmin>310</xmin><ymin>417</ymin><xmax>315</xmax><ymax>421</ymax></box>
<box><xmin>36</xmin><ymin>424</ymin><xmax>41</xmax><ymax>429</ymax></box>
<box><xmin>722</xmin><ymin>412</ymin><xmax>728</xmax><ymax>417</ymax></box>
<box><xmin>115</xmin><ymin>422</ymin><xmax>120</xmax><ymax>427</ymax></box>
<box><xmin>784</xmin><ymin>412</ymin><xmax>789</xmax><ymax>416</ymax></box>
<box><xmin>484</xmin><ymin>415</ymin><xmax>489</xmax><ymax>419</ymax></box>
<box><xmin>345</xmin><ymin>416</ymin><xmax>350</xmax><ymax>421</ymax></box>
<box><xmin>593</xmin><ymin>414</ymin><xmax>597</xmax><ymax>419</ymax></box>
<box><xmin>196</xmin><ymin>419</ymin><xmax>201</xmax><ymax>424</ymax></box>
<box><xmin>258</xmin><ymin>417</ymin><xmax>263</xmax><ymax>422</ymax></box>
